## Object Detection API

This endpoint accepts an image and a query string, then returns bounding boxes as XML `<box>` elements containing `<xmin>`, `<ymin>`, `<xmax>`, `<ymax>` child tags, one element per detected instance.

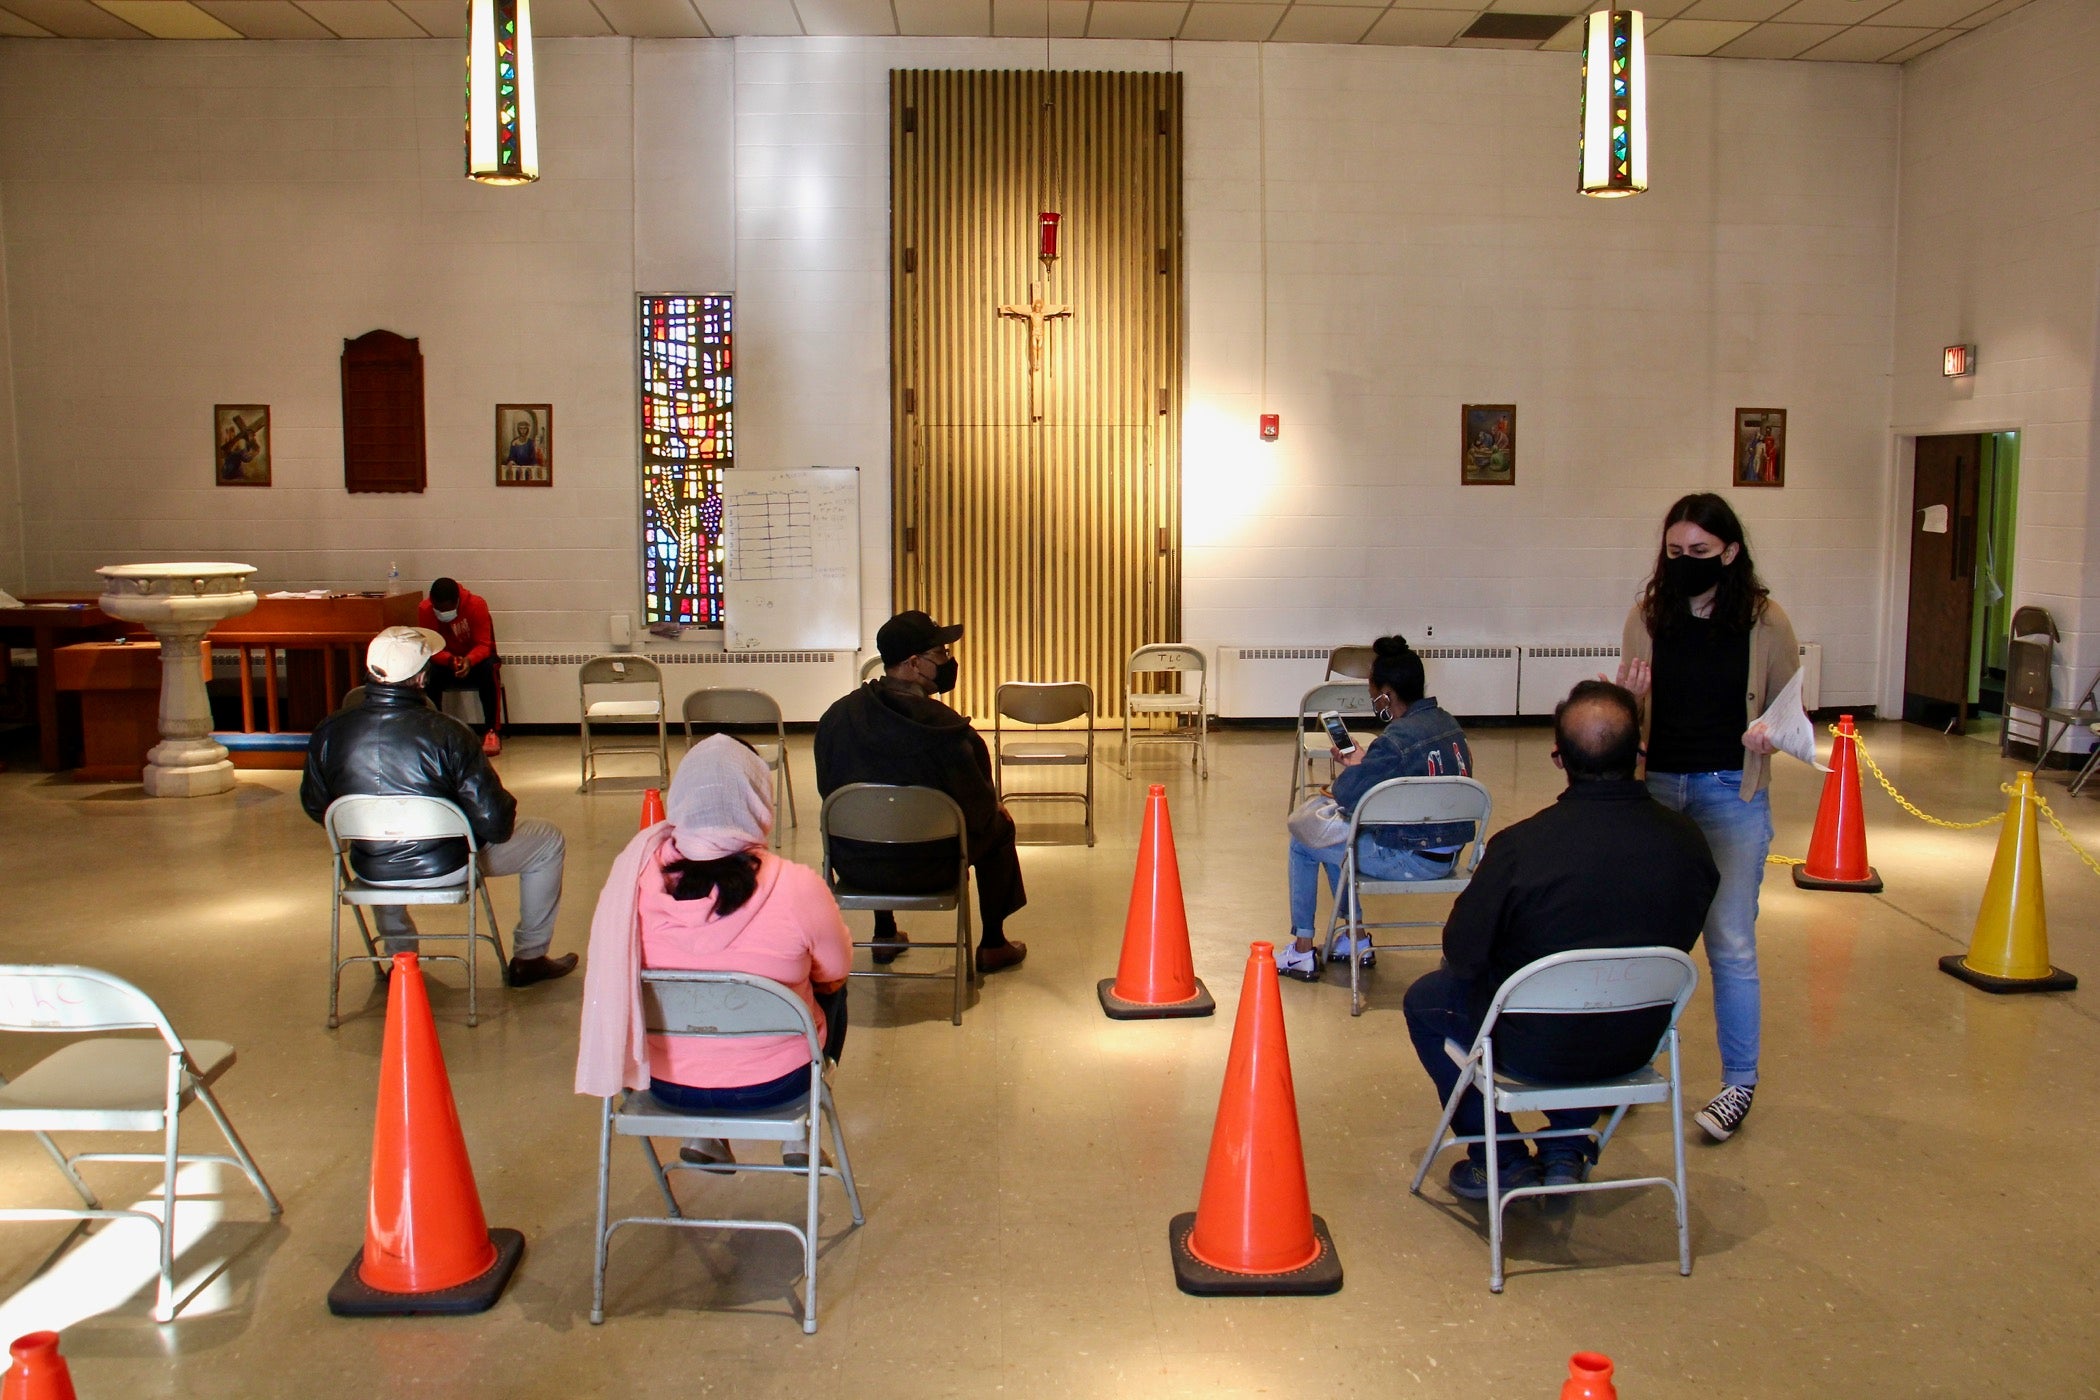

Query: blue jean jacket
<box><xmin>1329</xmin><ymin>698</ymin><xmax>1475</xmax><ymax>853</ymax></box>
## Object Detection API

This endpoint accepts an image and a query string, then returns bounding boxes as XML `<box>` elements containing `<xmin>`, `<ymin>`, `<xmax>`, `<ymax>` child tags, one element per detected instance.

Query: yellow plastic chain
<box><xmin>1847</xmin><ymin>731</ymin><xmax>2005</xmax><ymax>831</ymax></box>
<box><xmin>2030</xmin><ymin>789</ymin><xmax>2100</xmax><ymax>879</ymax></box>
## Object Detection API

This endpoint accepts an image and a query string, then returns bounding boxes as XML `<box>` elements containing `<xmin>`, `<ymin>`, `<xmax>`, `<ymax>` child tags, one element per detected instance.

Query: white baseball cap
<box><xmin>366</xmin><ymin>626</ymin><xmax>446</xmax><ymax>684</ymax></box>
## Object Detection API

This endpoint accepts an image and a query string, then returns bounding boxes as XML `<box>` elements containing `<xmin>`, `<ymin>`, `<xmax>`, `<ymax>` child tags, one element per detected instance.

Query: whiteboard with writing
<box><xmin>722</xmin><ymin>467</ymin><xmax>861</xmax><ymax>652</ymax></box>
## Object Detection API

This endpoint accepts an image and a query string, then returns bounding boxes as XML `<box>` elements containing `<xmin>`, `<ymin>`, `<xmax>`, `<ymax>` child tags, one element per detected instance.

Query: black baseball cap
<box><xmin>876</xmin><ymin>610</ymin><xmax>964</xmax><ymax>667</ymax></box>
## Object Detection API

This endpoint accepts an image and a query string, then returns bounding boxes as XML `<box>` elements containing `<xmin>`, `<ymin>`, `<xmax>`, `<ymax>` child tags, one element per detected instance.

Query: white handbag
<box><xmin>1286</xmin><ymin>793</ymin><xmax>1350</xmax><ymax>848</ymax></box>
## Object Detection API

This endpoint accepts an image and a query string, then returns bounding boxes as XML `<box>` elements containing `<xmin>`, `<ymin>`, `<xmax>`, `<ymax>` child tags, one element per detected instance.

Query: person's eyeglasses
<box><xmin>921</xmin><ymin>645</ymin><xmax>953</xmax><ymax>661</ymax></box>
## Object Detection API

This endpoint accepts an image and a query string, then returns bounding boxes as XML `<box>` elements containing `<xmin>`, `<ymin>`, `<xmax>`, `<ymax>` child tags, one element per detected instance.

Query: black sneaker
<box><xmin>1447</xmin><ymin>1153</ymin><xmax>1537</xmax><ymax>1200</ymax></box>
<box><xmin>1539</xmin><ymin>1153</ymin><xmax>1592</xmax><ymax>1189</ymax></box>
<box><xmin>1695</xmin><ymin>1085</ymin><xmax>1755</xmax><ymax>1141</ymax></box>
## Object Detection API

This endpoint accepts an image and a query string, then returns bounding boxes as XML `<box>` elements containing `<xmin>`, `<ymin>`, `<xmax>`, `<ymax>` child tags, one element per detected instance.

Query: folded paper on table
<box><xmin>0</xmin><ymin>589</ymin><xmax>20</xmax><ymax>610</ymax></box>
<box><xmin>1754</xmin><ymin>668</ymin><xmax>1827</xmax><ymax>772</ymax></box>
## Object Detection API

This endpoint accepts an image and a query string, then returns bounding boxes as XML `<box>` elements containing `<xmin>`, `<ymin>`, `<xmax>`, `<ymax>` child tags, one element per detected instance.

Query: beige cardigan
<box><xmin>1621</xmin><ymin>597</ymin><xmax>1800</xmax><ymax>802</ymax></box>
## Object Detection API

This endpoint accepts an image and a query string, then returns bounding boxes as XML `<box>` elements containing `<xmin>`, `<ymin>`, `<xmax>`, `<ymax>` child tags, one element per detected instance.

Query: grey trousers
<box><xmin>369</xmin><ymin>817</ymin><xmax>566</xmax><ymax>960</ymax></box>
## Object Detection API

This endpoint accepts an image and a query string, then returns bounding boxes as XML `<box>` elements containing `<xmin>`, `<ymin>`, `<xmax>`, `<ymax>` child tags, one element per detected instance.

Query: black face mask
<box><xmin>930</xmin><ymin>658</ymin><xmax>959</xmax><ymax>694</ymax></box>
<box><xmin>1665</xmin><ymin>553</ymin><xmax>1728</xmax><ymax>597</ymax></box>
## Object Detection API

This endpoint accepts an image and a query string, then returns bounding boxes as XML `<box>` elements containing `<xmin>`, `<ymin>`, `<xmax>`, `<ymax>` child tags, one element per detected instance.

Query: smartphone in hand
<box><xmin>1319</xmin><ymin>710</ymin><xmax>1356</xmax><ymax>756</ymax></box>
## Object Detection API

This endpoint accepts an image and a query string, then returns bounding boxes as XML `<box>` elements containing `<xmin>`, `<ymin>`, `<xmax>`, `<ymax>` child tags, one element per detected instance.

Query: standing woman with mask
<box><xmin>1618</xmin><ymin>494</ymin><xmax>1797</xmax><ymax>1143</ymax></box>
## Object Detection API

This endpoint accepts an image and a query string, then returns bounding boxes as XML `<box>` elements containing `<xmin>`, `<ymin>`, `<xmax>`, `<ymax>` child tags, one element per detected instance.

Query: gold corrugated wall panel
<box><xmin>892</xmin><ymin>70</ymin><xmax>1181</xmax><ymax>723</ymax></box>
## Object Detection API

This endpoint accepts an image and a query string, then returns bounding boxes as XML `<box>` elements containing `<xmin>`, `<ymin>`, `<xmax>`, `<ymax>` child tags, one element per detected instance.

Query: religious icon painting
<box><xmin>1460</xmin><ymin>404</ymin><xmax>1516</xmax><ymax>485</ymax></box>
<box><xmin>496</xmin><ymin>404</ymin><xmax>553</xmax><ymax>486</ymax></box>
<box><xmin>214</xmin><ymin>405</ymin><xmax>271</xmax><ymax>486</ymax></box>
<box><xmin>1733</xmin><ymin>408</ymin><xmax>1785</xmax><ymax>488</ymax></box>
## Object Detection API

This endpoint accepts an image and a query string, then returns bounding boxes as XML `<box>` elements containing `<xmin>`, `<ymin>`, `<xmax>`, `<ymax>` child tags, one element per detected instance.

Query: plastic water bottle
<box><xmin>386</xmin><ymin>561</ymin><xmax>401</xmax><ymax>595</ymax></box>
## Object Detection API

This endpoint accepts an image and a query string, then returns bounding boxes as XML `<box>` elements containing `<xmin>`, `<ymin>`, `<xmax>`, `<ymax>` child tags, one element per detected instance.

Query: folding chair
<box><xmin>1286</xmin><ymin>681</ymin><xmax>1375</xmax><ymax>813</ymax></box>
<box><xmin>682</xmin><ymin>687</ymin><xmax>798</xmax><ymax>847</ymax></box>
<box><xmin>579</xmin><ymin>655</ymin><xmax>669</xmax><ymax>792</ymax></box>
<box><xmin>1325</xmin><ymin>644</ymin><xmax>1374</xmax><ymax>681</ymax></box>
<box><xmin>820</xmin><ymin>784</ymin><xmax>976</xmax><ymax>1025</ymax></box>
<box><xmin>993</xmin><ymin>681</ymin><xmax>1095</xmax><ymax>846</ymax></box>
<box><xmin>2000</xmin><ymin>607</ymin><xmax>2057</xmax><ymax>758</ymax></box>
<box><xmin>859</xmin><ymin>656</ymin><xmax>885</xmax><ymax>683</ymax></box>
<box><xmin>1325</xmin><ymin>776</ymin><xmax>1492</xmax><ymax>1017</ymax></box>
<box><xmin>324</xmin><ymin>795</ymin><xmax>506</xmax><ymax>1029</ymax></box>
<box><xmin>0</xmin><ymin>964</ymin><xmax>282</xmax><ymax>1322</ymax></box>
<box><xmin>1409</xmin><ymin>947</ymin><xmax>1700</xmax><ymax>1293</ymax></box>
<box><xmin>2073</xmin><ymin>723</ymin><xmax>2100</xmax><ymax>798</ymax></box>
<box><xmin>1124</xmin><ymin>644</ymin><xmax>1208</xmax><ymax>779</ymax></box>
<box><xmin>591</xmin><ymin>971</ymin><xmax>863</xmax><ymax>1333</ymax></box>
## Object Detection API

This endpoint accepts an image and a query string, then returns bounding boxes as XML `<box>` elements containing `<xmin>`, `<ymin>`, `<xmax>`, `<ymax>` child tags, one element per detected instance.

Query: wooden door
<box><xmin>891</xmin><ymin>70</ymin><xmax>1182</xmax><ymax>722</ymax></box>
<box><xmin>1904</xmin><ymin>433</ymin><xmax>1983</xmax><ymax>716</ymax></box>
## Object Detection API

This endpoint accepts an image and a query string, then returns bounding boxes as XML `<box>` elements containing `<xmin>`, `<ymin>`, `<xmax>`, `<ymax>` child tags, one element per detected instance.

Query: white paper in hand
<box><xmin>1753</xmin><ymin>668</ymin><xmax>1827</xmax><ymax>772</ymax></box>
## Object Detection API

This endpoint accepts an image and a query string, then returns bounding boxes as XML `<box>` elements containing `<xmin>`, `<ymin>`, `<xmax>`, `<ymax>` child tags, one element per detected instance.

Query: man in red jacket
<box><xmin>417</xmin><ymin>577</ymin><xmax>503</xmax><ymax>755</ymax></box>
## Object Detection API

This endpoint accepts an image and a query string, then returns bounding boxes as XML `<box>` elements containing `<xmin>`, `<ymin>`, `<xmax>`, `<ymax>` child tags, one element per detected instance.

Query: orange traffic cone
<box><xmin>1099</xmin><ymin>784</ymin><xmax>1214</xmax><ymax>1020</ymax></box>
<box><xmin>639</xmin><ymin>787</ymin><xmax>666</xmax><ymax>829</ymax></box>
<box><xmin>1169</xmin><ymin>942</ymin><xmax>1341</xmax><ymax>1296</ymax></box>
<box><xmin>328</xmin><ymin>952</ymin><xmax>524</xmax><ymax>1316</ymax></box>
<box><xmin>1</xmin><ymin>1333</ymin><xmax>76</xmax><ymax>1400</ymax></box>
<box><xmin>1793</xmin><ymin>714</ymin><xmax>1883</xmax><ymax>892</ymax></box>
<box><xmin>1560</xmin><ymin>1353</ymin><xmax>1617</xmax><ymax>1399</ymax></box>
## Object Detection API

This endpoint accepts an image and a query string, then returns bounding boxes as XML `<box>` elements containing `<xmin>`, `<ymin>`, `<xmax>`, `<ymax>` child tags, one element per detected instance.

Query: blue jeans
<box><xmin>1403</xmin><ymin>968</ymin><xmax>1598</xmax><ymax>1165</ymax></box>
<box><xmin>1287</xmin><ymin>834</ymin><xmax>1455</xmax><ymax>938</ymax></box>
<box><xmin>1646</xmin><ymin>771</ymin><xmax>1773</xmax><ymax>1087</ymax></box>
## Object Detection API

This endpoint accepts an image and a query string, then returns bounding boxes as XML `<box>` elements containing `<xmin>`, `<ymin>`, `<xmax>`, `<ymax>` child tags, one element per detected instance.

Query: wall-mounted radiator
<box><xmin>498</xmin><ymin>650</ymin><xmax>859</xmax><ymax>725</ymax></box>
<box><xmin>1214</xmin><ymin>645</ymin><xmax>1520</xmax><ymax>718</ymax></box>
<box><xmin>1517</xmin><ymin>641</ymin><xmax>1821</xmax><ymax>714</ymax></box>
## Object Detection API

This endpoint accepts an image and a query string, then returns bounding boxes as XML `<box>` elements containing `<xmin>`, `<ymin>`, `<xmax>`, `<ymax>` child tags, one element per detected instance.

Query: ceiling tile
<box><xmin>0</xmin><ymin>4</ymin><xmax>56</xmax><ymax>33</ymax></box>
<box><xmin>800</xmin><ymin>0</ymin><xmax>895</xmax><ymax>30</ymax></box>
<box><xmin>1644</xmin><ymin>17</ymin><xmax>1754</xmax><ymax>52</ymax></box>
<box><xmin>292</xmin><ymin>1</ymin><xmax>426</xmax><ymax>37</ymax></box>
<box><xmin>1770</xmin><ymin>0</ymin><xmax>1899</xmax><ymax>22</ymax></box>
<box><xmin>391</xmin><ymin>0</ymin><xmax>458</xmax><ymax>34</ymax></box>
<box><xmin>1362</xmin><ymin>7</ymin><xmax>1471</xmax><ymax>44</ymax></box>
<box><xmin>1311</xmin><ymin>0</ymin><xmax>1395</xmax><ymax>11</ymax></box>
<box><xmin>191</xmin><ymin>0</ymin><xmax>335</xmax><ymax>36</ymax></box>
<box><xmin>529</xmin><ymin>0</ymin><xmax>617</xmax><ymax>33</ymax></box>
<box><xmin>1953</xmin><ymin>0</ymin><xmax>2031</xmax><ymax>26</ymax></box>
<box><xmin>2</xmin><ymin>0</ymin><xmax>147</xmax><ymax>36</ymax></box>
<box><xmin>1860</xmin><ymin>0</ymin><xmax>1994</xmax><ymax>23</ymax></box>
<box><xmin>990</xmin><ymin>0</ymin><xmax>1085</xmax><ymax>34</ymax></box>
<box><xmin>1714</xmin><ymin>19</ymin><xmax>1842</xmax><ymax>54</ymax></box>
<box><xmin>594</xmin><ymin>0</ymin><xmax>710</xmax><ymax>34</ymax></box>
<box><xmin>1484</xmin><ymin>0</ymin><xmax>1589</xmax><ymax>12</ymax></box>
<box><xmin>1537</xmin><ymin>14</ymin><xmax>1582</xmax><ymax>48</ymax></box>
<box><xmin>1886</xmin><ymin>25</ymin><xmax>1958</xmax><ymax>57</ymax></box>
<box><xmin>1268</xmin><ymin>3</ymin><xmax>1373</xmax><ymax>42</ymax></box>
<box><xmin>1799</xmin><ymin>21</ymin><xmax>1930</xmax><ymax>57</ymax></box>
<box><xmin>1678</xmin><ymin>0</ymin><xmax>1792</xmax><ymax>18</ymax></box>
<box><xmin>698</xmin><ymin>0</ymin><xmax>802</xmax><ymax>31</ymax></box>
<box><xmin>1085</xmin><ymin>0</ymin><xmax>1183</xmax><ymax>37</ymax></box>
<box><xmin>895</xmin><ymin>0</ymin><xmax>988</xmax><ymax>33</ymax></box>
<box><xmin>93</xmin><ymin>0</ymin><xmax>242</xmax><ymax>36</ymax></box>
<box><xmin>1178</xmin><ymin>0</ymin><xmax>1278</xmax><ymax>39</ymax></box>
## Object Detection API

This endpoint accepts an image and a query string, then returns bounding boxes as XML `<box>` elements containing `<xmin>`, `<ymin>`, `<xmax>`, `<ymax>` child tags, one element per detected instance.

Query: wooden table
<box><xmin>0</xmin><ymin>596</ymin><xmax>128</xmax><ymax>769</ymax></box>
<box><xmin>55</xmin><ymin>640</ymin><xmax>212</xmax><ymax>782</ymax></box>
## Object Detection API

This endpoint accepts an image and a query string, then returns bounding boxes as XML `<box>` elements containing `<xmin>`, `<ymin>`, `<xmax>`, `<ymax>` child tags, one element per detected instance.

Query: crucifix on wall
<box><xmin>997</xmin><ymin>281</ymin><xmax>1071</xmax><ymax>423</ymax></box>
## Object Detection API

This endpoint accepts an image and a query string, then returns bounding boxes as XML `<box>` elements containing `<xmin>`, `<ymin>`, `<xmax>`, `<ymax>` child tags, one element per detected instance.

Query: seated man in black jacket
<box><xmin>814</xmin><ymin>610</ymin><xmax>1027</xmax><ymax>975</ymax></box>
<box><xmin>301</xmin><ymin>626</ymin><xmax>575</xmax><ymax>987</ymax></box>
<box><xmin>1404</xmin><ymin>680</ymin><xmax>1717</xmax><ymax>1200</ymax></box>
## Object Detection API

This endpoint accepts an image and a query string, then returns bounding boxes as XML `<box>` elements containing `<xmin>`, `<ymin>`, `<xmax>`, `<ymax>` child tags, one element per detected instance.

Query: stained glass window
<box><xmin>639</xmin><ymin>295</ymin><xmax>732</xmax><ymax>627</ymax></box>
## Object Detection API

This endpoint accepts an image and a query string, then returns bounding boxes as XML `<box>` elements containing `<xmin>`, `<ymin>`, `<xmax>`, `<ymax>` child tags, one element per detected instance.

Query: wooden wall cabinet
<box><xmin>341</xmin><ymin>329</ymin><xmax>427</xmax><ymax>493</ymax></box>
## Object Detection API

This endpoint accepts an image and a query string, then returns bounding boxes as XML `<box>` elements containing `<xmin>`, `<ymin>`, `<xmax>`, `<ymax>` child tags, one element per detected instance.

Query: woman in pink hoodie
<box><xmin>576</xmin><ymin>735</ymin><xmax>852</xmax><ymax>1167</ymax></box>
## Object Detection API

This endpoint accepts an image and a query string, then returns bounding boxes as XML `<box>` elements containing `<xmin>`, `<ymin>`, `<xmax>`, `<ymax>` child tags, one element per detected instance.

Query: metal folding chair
<box><xmin>0</xmin><ymin>964</ymin><xmax>282</xmax><ymax>1322</ymax></box>
<box><xmin>682</xmin><ymin>687</ymin><xmax>798</xmax><ymax>846</ymax></box>
<box><xmin>1325</xmin><ymin>644</ymin><xmax>1374</xmax><ymax>681</ymax></box>
<box><xmin>1409</xmin><ymin>948</ymin><xmax>1699</xmax><ymax>1293</ymax></box>
<box><xmin>1325</xmin><ymin>776</ymin><xmax>1493</xmax><ymax>1016</ymax></box>
<box><xmin>591</xmin><ymin>971</ymin><xmax>863</xmax><ymax>1333</ymax></box>
<box><xmin>859</xmin><ymin>656</ymin><xmax>885</xmax><ymax>683</ymax></box>
<box><xmin>579</xmin><ymin>655</ymin><xmax>669</xmax><ymax>792</ymax></box>
<box><xmin>1124</xmin><ymin>644</ymin><xmax>1208</xmax><ymax>779</ymax></box>
<box><xmin>1286</xmin><ymin>681</ymin><xmax>1375</xmax><ymax>813</ymax></box>
<box><xmin>820</xmin><ymin>784</ymin><xmax>976</xmax><ymax>1025</ymax></box>
<box><xmin>324</xmin><ymin>795</ymin><xmax>506</xmax><ymax>1029</ymax></box>
<box><xmin>993</xmin><ymin>681</ymin><xmax>1095</xmax><ymax>846</ymax></box>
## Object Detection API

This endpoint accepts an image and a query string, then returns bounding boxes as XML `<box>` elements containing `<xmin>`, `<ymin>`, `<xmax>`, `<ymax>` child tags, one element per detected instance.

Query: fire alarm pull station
<box><xmin>1259</xmin><ymin>414</ymin><xmax>1280</xmax><ymax>441</ymax></box>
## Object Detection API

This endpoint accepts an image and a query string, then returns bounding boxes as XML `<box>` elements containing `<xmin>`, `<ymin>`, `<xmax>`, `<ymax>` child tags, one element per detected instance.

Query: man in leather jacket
<box><xmin>302</xmin><ymin>626</ymin><xmax>575</xmax><ymax>986</ymax></box>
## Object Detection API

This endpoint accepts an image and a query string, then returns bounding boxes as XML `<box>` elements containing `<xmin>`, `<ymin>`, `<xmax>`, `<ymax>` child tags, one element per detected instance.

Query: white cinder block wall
<box><xmin>5</xmin><ymin>27</ymin><xmax>2067</xmax><ymax>716</ymax></box>
<box><xmin>1890</xmin><ymin>0</ymin><xmax>2100</xmax><ymax>716</ymax></box>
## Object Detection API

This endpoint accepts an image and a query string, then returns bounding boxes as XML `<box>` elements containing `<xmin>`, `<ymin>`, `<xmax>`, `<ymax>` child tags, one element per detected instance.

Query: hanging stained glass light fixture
<box><xmin>466</xmin><ymin>0</ymin><xmax>538</xmax><ymax>185</ymax></box>
<box><xmin>1579</xmin><ymin>9</ymin><xmax>1646</xmax><ymax>197</ymax></box>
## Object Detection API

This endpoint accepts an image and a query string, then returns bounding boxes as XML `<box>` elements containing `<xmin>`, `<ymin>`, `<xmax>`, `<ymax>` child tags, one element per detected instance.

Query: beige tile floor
<box><xmin>1</xmin><ymin>719</ymin><xmax>2097</xmax><ymax>1398</ymax></box>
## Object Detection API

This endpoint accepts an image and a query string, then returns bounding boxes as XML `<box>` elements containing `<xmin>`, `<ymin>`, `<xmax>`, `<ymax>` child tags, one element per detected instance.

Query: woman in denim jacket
<box><xmin>1278</xmin><ymin>635</ymin><xmax>1474</xmax><ymax>981</ymax></box>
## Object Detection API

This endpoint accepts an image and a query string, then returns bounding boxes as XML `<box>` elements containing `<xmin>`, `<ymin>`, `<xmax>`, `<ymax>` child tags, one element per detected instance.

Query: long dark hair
<box><xmin>1640</xmin><ymin>493</ymin><xmax>1770</xmax><ymax>638</ymax></box>
<box><xmin>666</xmin><ymin>850</ymin><xmax>762</xmax><ymax>915</ymax></box>
<box><xmin>1369</xmin><ymin>635</ymin><xmax>1425</xmax><ymax>704</ymax></box>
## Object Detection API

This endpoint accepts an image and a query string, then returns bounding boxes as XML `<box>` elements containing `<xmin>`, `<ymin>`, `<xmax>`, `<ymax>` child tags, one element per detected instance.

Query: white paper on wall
<box><xmin>1752</xmin><ymin>668</ymin><xmax>1828</xmax><ymax>772</ymax></box>
<box><xmin>1920</xmin><ymin>503</ymin><xmax>1950</xmax><ymax>534</ymax></box>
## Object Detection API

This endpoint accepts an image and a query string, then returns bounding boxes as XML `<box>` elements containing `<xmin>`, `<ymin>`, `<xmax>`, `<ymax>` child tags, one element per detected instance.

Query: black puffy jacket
<box><xmin>300</xmin><ymin>682</ymin><xmax>516</xmax><ymax>881</ymax></box>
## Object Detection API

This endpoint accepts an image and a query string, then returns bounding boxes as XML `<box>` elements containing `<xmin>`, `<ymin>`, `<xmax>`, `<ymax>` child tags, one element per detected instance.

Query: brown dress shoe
<box><xmin>507</xmin><ymin>952</ymin><xmax>578</xmax><ymax>987</ymax></box>
<box><xmin>976</xmin><ymin>941</ymin><xmax>1027</xmax><ymax>975</ymax></box>
<box><xmin>871</xmin><ymin>929</ymin><xmax>910</xmax><ymax>965</ymax></box>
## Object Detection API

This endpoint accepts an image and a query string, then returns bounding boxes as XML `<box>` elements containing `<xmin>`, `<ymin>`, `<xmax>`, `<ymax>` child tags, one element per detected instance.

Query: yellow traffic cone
<box><xmin>1939</xmin><ymin>772</ymin><xmax>2077</xmax><ymax>994</ymax></box>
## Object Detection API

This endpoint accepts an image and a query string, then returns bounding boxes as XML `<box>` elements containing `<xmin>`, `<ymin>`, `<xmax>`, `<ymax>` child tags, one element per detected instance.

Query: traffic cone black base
<box><xmin>1937</xmin><ymin>954</ymin><xmax>2076</xmax><ymax>995</ymax></box>
<box><xmin>1792</xmin><ymin>865</ymin><xmax>1882</xmax><ymax>893</ymax></box>
<box><xmin>1098</xmin><ymin>977</ymin><xmax>1213</xmax><ymax>1020</ymax></box>
<box><xmin>328</xmin><ymin>1228</ymin><xmax>524</xmax><ymax>1316</ymax></box>
<box><xmin>1169</xmin><ymin>1212</ymin><xmax>1342</xmax><ymax>1296</ymax></box>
